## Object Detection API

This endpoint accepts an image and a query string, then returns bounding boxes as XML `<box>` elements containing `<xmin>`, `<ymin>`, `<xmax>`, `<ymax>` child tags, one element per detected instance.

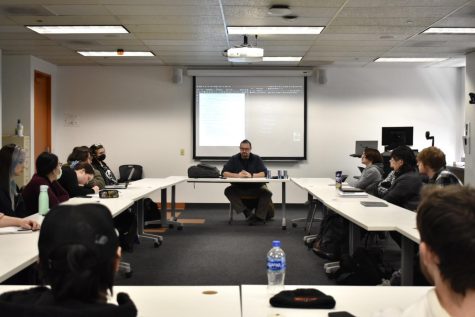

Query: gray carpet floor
<box><xmin>116</xmin><ymin>203</ymin><xmax>401</xmax><ymax>286</ymax></box>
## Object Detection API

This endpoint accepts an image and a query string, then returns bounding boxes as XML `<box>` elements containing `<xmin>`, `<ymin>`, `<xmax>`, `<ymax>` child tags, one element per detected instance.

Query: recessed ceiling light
<box><xmin>26</xmin><ymin>25</ymin><xmax>129</xmax><ymax>34</ymax></box>
<box><xmin>77</xmin><ymin>51</ymin><xmax>154</xmax><ymax>57</ymax></box>
<box><xmin>423</xmin><ymin>27</ymin><xmax>475</xmax><ymax>34</ymax></box>
<box><xmin>227</xmin><ymin>26</ymin><xmax>324</xmax><ymax>35</ymax></box>
<box><xmin>262</xmin><ymin>57</ymin><xmax>302</xmax><ymax>62</ymax></box>
<box><xmin>375</xmin><ymin>57</ymin><xmax>447</xmax><ymax>63</ymax></box>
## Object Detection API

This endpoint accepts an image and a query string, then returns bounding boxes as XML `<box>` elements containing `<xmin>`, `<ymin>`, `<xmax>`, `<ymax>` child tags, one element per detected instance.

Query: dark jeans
<box><xmin>224</xmin><ymin>184</ymin><xmax>273</xmax><ymax>220</ymax></box>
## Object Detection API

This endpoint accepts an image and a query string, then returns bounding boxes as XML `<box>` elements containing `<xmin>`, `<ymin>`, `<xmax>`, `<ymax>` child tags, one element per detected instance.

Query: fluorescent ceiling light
<box><xmin>227</xmin><ymin>26</ymin><xmax>324</xmax><ymax>35</ymax></box>
<box><xmin>78</xmin><ymin>51</ymin><xmax>154</xmax><ymax>57</ymax></box>
<box><xmin>423</xmin><ymin>27</ymin><xmax>475</xmax><ymax>34</ymax></box>
<box><xmin>375</xmin><ymin>57</ymin><xmax>447</xmax><ymax>63</ymax></box>
<box><xmin>26</xmin><ymin>25</ymin><xmax>129</xmax><ymax>34</ymax></box>
<box><xmin>263</xmin><ymin>57</ymin><xmax>302</xmax><ymax>62</ymax></box>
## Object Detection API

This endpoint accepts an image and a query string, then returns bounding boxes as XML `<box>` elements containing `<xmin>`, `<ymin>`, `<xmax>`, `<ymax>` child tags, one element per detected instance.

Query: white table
<box><xmin>291</xmin><ymin>178</ymin><xmax>419</xmax><ymax>286</ymax></box>
<box><xmin>0</xmin><ymin>214</ymin><xmax>43</xmax><ymax>283</ymax></box>
<box><xmin>0</xmin><ymin>285</ymin><xmax>241</xmax><ymax>317</ymax></box>
<box><xmin>188</xmin><ymin>177</ymin><xmax>290</xmax><ymax>229</ymax></box>
<box><xmin>115</xmin><ymin>177</ymin><xmax>188</xmax><ymax>245</ymax></box>
<box><xmin>241</xmin><ymin>284</ymin><xmax>431</xmax><ymax>317</ymax></box>
<box><xmin>0</xmin><ymin>198</ymin><xmax>135</xmax><ymax>283</ymax></box>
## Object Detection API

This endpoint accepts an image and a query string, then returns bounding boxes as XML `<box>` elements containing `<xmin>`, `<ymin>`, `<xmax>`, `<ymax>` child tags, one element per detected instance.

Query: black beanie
<box><xmin>270</xmin><ymin>288</ymin><xmax>336</xmax><ymax>309</ymax></box>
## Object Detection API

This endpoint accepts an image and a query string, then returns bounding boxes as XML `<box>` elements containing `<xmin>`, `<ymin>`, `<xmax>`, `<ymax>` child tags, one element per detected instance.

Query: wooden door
<box><xmin>34</xmin><ymin>70</ymin><xmax>51</xmax><ymax>160</ymax></box>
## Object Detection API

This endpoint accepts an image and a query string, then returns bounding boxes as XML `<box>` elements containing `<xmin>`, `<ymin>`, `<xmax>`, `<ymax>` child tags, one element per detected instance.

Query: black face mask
<box><xmin>98</xmin><ymin>154</ymin><xmax>106</xmax><ymax>161</ymax></box>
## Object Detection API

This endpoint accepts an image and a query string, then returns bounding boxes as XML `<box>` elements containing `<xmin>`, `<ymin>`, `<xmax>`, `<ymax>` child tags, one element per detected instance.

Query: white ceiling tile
<box><xmin>44</xmin><ymin>5</ymin><xmax>111</xmax><ymax>16</ymax></box>
<box><xmin>118</xmin><ymin>15</ymin><xmax>223</xmax><ymax>25</ymax></box>
<box><xmin>346</xmin><ymin>0</ymin><xmax>469</xmax><ymax>7</ymax></box>
<box><xmin>106</xmin><ymin>5</ymin><xmax>221</xmax><ymax>16</ymax></box>
<box><xmin>225</xmin><ymin>17</ymin><xmax>330</xmax><ymax>26</ymax></box>
<box><xmin>323</xmin><ymin>25</ymin><xmax>425</xmax><ymax>35</ymax></box>
<box><xmin>339</xmin><ymin>6</ymin><xmax>460</xmax><ymax>18</ymax></box>
<box><xmin>223</xmin><ymin>6</ymin><xmax>339</xmax><ymax>18</ymax></box>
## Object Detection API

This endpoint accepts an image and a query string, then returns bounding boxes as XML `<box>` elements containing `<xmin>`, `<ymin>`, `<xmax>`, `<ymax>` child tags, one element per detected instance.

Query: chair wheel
<box><xmin>168</xmin><ymin>224</ymin><xmax>174</xmax><ymax>229</ymax></box>
<box><xmin>154</xmin><ymin>240</ymin><xmax>162</xmax><ymax>248</ymax></box>
<box><xmin>292</xmin><ymin>223</ymin><xmax>297</xmax><ymax>228</ymax></box>
<box><xmin>177</xmin><ymin>226</ymin><xmax>183</xmax><ymax>231</ymax></box>
<box><xmin>125</xmin><ymin>271</ymin><xmax>133</xmax><ymax>278</ymax></box>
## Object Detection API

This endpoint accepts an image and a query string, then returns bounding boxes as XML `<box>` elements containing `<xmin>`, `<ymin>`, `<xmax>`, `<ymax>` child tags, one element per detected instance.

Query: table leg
<box><xmin>169</xmin><ymin>185</ymin><xmax>183</xmax><ymax>230</ymax></box>
<box><xmin>136</xmin><ymin>199</ymin><xmax>163</xmax><ymax>247</ymax></box>
<box><xmin>349</xmin><ymin>223</ymin><xmax>360</xmax><ymax>254</ymax></box>
<box><xmin>281</xmin><ymin>182</ymin><xmax>286</xmax><ymax>230</ymax></box>
<box><xmin>401</xmin><ymin>236</ymin><xmax>415</xmax><ymax>286</ymax></box>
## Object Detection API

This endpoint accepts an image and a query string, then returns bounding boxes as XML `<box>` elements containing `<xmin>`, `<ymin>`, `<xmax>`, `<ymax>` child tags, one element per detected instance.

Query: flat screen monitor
<box><xmin>382</xmin><ymin>126</ymin><xmax>414</xmax><ymax>147</ymax></box>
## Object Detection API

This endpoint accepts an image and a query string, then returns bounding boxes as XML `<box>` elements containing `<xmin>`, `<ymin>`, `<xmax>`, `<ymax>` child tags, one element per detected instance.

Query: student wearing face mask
<box><xmin>21</xmin><ymin>152</ymin><xmax>69</xmax><ymax>216</ymax></box>
<box><xmin>90</xmin><ymin>144</ymin><xmax>118</xmax><ymax>185</ymax></box>
<box><xmin>58</xmin><ymin>162</ymin><xmax>99</xmax><ymax>198</ymax></box>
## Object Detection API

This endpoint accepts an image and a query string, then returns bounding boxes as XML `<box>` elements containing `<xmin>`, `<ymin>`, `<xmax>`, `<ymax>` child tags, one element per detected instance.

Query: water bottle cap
<box><xmin>272</xmin><ymin>240</ymin><xmax>281</xmax><ymax>247</ymax></box>
<box><xmin>40</xmin><ymin>185</ymin><xmax>49</xmax><ymax>191</ymax></box>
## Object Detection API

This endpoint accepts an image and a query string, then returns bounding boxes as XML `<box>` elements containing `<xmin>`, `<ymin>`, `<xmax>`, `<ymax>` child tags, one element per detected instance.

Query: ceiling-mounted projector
<box><xmin>224</xmin><ymin>35</ymin><xmax>264</xmax><ymax>63</ymax></box>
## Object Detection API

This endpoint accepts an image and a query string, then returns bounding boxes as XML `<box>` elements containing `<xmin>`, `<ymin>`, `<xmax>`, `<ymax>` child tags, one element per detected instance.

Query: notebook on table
<box><xmin>360</xmin><ymin>201</ymin><xmax>388</xmax><ymax>207</ymax></box>
<box><xmin>104</xmin><ymin>167</ymin><xmax>135</xmax><ymax>189</ymax></box>
<box><xmin>340</xmin><ymin>186</ymin><xmax>365</xmax><ymax>193</ymax></box>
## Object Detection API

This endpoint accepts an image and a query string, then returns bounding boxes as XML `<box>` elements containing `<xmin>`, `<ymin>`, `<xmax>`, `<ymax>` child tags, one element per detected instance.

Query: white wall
<box><xmin>54</xmin><ymin>66</ymin><xmax>465</xmax><ymax>203</ymax></box>
<box><xmin>465</xmin><ymin>52</ymin><xmax>475</xmax><ymax>185</ymax></box>
<box><xmin>2</xmin><ymin>55</ymin><xmax>57</xmax><ymax>175</ymax></box>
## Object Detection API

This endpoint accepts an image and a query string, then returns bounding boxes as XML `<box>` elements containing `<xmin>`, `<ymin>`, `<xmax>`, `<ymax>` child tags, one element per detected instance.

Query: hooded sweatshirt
<box><xmin>0</xmin><ymin>286</ymin><xmax>137</xmax><ymax>317</ymax></box>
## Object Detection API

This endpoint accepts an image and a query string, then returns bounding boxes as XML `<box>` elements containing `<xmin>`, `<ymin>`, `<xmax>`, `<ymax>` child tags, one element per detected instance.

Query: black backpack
<box><xmin>334</xmin><ymin>247</ymin><xmax>384</xmax><ymax>285</ymax></box>
<box><xmin>312</xmin><ymin>211</ymin><xmax>348</xmax><ymax>260</ymax></box>
<box><xmin>187</xmin><ymin>163</ymin><xmax>220</xmax><ymax>178</ymax></box>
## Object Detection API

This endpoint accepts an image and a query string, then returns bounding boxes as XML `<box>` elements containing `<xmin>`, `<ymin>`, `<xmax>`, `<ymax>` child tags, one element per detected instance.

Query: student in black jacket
<box><xmin>58</xmin><ymin>162</ymin><xmax>99</xmax><ymax>198</ymax></box>
<box><xmin>0</xmin><ymin>204</ymin><xmax>138</xmax><ymax>317</ymax></box>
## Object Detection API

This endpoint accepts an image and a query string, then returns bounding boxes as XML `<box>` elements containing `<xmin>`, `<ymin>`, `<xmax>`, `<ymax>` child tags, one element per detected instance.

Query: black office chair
<box><xmin>119</xmin><ymin>164</ymin><xmax>143</xmax><ymax>182</ymax></box>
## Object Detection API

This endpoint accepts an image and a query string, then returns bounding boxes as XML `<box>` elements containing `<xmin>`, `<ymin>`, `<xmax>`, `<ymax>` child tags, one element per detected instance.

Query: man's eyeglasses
<box><xmin>239</xmin><ymin>147</ymin><xmax>251</xmax><ymax>151</ymax></box>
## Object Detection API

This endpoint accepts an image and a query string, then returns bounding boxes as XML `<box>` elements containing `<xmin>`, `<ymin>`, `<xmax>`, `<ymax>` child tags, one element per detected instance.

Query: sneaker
<box><xmin>247</xmin><ymin>214</ymin><xmax>265</xmax><ymax>226</ymax></box>
<box><xmin>242</xmin><ymin>209</ymin><xmax>251</xmax><ymax>219</ymax></box>
<box><xmin>390</xmin><ymin>269</ymin><xmax>401</xmax><ymax>286</ymax></box>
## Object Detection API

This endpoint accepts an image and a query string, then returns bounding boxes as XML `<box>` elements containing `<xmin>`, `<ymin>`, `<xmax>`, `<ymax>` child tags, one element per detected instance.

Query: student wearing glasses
<box><xmin>222</xmin><ymin>139</ymin><xmax>273</xmax><ymax>225</ymax></box>
<box><xmin>21</xmin><ymin>152</ymin><xmax>69</xmax><ymax>216</ymax></box>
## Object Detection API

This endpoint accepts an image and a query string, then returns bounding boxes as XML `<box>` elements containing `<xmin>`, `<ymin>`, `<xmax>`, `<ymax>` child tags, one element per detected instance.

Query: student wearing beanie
<box><xmin>21</xmin><ymin>152</ymin><xmax>69</xmax><ymax>216</ymax></box>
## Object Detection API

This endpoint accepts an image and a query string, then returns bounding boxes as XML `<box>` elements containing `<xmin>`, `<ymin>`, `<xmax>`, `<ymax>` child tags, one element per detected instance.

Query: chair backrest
<box><xmin>119</xmin><ymin>164</ymin><xmax>143</xmax><ymax>182</ymax></box>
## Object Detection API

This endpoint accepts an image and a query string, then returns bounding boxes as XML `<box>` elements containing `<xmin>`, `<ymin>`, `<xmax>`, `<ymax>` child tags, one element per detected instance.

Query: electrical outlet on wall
<box><xmin>64</xmin><ymin>113</ymin><xmax>79</xmax><ymax>127</ymax></box>
<box><xmin>180</xmin><ymin>148</ymin><xmax>185</xmax><ymax>156</ymax></box>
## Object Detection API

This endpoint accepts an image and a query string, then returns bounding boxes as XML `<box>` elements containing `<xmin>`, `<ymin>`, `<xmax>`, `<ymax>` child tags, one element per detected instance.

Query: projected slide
<box><xmin>199</xmin><ymin>93</ymin><xmax>245</xmax><ymax>146</ymax></box>
<box><xmin>194</xmin><ymin>76</ymin><xmax>306</xmax><ymax>160</ymax></box>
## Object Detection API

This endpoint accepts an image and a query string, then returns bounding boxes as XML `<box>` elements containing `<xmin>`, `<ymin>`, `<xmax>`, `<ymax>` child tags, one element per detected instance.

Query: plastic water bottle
<box><xmin>15</xmin><ymin>119</ymin><xmax>23</xmax><ymax>137</ymax></box>
<box><xmin>267</xmin><ymin>240</ymin><xmax>286</xmax><ymax>295</ymax></box>
<box><xmin>38</xmin><ymin>185</ymin><xmax>49</xmax><ymax>216</ymax></box>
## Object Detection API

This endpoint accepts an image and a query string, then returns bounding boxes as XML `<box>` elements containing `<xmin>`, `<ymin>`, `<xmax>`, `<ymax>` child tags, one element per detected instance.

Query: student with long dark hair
<box><xmin>0</xmin><ymin>144</ymin><xmax>26</xmax><ymax>216</ymax></box>
<box><xmin>21</xmin><ymin>152</ymin><xmax>69</xmax><ymax>216</ymax></box>
<box><xmin>0</xmin><ymin>204</ymin><xmax>137</xmax><ymax>317</ymax></box>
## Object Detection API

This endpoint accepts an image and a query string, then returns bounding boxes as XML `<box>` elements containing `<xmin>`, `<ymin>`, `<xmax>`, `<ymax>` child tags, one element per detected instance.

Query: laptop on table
<box><xmin>350</xmin><ymin>140</ymin><xmax>378</xmax><ymax>157</ymax></box>
<box><xmin>104</xmin><ymin>167</ymin><xmax>135</xmax><ymax>189</ymax></box>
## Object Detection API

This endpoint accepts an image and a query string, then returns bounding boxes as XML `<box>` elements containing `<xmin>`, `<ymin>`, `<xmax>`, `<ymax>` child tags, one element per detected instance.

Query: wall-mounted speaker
<box><xmin>173</xmin><ymin>67</ymin><xmax>183</xmax><ymax>84</ymax></box>
<box><xmin>313</xmin><ymin>68</ymin><xmax>327</xmax><ymax>85</ymax></box>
